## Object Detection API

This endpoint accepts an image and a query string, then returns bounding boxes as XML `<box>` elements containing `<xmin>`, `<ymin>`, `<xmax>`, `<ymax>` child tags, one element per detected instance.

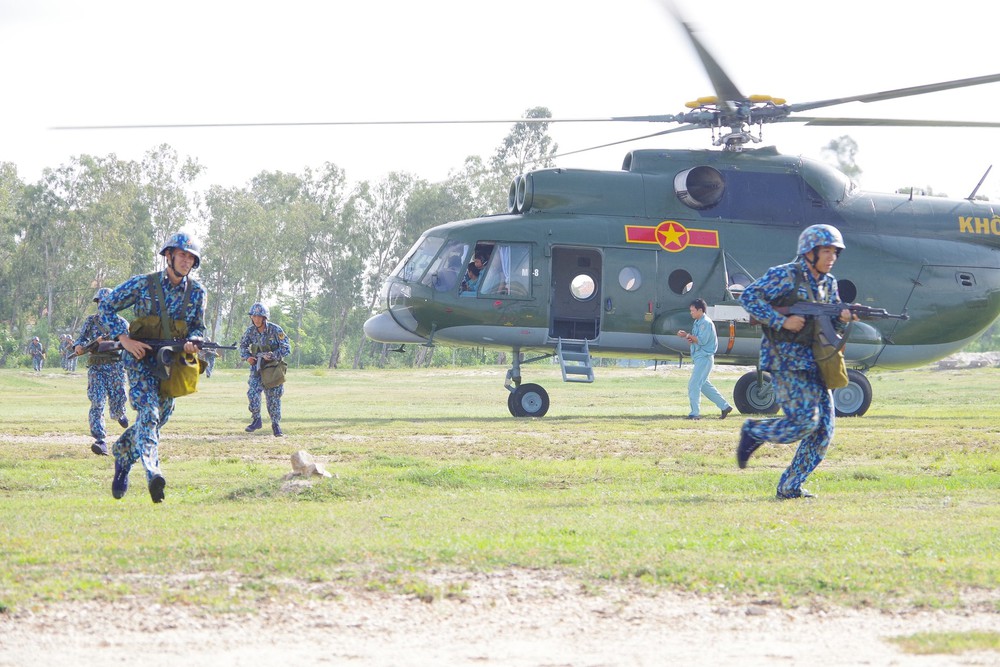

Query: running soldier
<box><xmin>59</xmin><ymin>334</ymin><xmax>77</xmax><ymax>372</ymax></box>
<box><xmin>99</xmin><ymin>232</ymin><xmax>206</xmax><ymax>503</ymax></box>
<box><xmin>74</xmin><ymin>288</ymin><xmax>130</xmax><ymax>456</ymax></box>
<box><xmin>26</xmin><ymin>336</ymin><xmax>45</xmax><ymax>372</ymax></box>
<box><xmin>736</xmin><ymin>224</ymin><xmax>854</xmax><ymax>500</ymax></box>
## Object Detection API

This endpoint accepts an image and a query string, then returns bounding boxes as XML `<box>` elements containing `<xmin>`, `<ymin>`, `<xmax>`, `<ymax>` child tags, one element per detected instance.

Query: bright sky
<box><xmin>3</xmin><ymin>0</ymin><xmax>1000</xmax><ymax>200</ymax></box>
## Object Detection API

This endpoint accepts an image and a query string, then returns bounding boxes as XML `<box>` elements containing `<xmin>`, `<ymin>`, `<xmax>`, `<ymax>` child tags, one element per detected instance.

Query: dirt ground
<box><xmin>1</xmin><ymin>570</ymin><xmax>997</xmax><ymax>667</ymax></box>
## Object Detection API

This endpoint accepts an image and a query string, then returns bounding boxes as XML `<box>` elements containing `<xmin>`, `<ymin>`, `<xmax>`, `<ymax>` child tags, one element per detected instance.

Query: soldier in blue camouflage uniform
<box><xmin>74</xmin><ymin>288</ymin><xmax>130</xmax><ymax>456</ymax></box>
<box><xmin>26</xmin><ymin>336</ymin><xmax>45</xmax><ymax>372</ymax></box>
<box><xmin>239</xmin><ymin>303</ymin><xmax>291</xmax><ymax>437</ymax></box>
<box><xmin>60</xmin><ymin>334</ymin><xmax>77</xmax><ymax>372</ymax></box>
<box><xmin>99</xmin><ymin>232</ymin><xmax>206</xmax><ymax>503</ymax></box>
<box><xmin>736</xmin><ymin>224</ymin><xmax>854</xmax><ymax>500</ymax></box>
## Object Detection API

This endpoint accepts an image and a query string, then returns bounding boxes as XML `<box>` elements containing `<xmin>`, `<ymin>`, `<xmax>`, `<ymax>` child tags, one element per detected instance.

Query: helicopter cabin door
<box><xmin>549</xmin><ymin>247</ymin><xmax>602</xmax><ymax>340</ymax></box>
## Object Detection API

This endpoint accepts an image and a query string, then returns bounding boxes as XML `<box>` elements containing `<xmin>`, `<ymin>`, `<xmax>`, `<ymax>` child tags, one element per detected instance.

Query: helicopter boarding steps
<box><xmin>556</xmin><ymin>338</ymin><xmax>594</xmax><ymax>383</ymax></box>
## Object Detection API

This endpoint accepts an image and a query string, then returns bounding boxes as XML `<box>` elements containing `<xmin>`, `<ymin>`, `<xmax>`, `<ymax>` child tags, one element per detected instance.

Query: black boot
<box><xmin>245</xmin><ymin>416</ymin><xmax>262</xmax><ymax>432</ymax></box>
<box><xmin>272</xmin><ymin>422</ymin><xmax>283</xmax><ymax>437</ymax></box>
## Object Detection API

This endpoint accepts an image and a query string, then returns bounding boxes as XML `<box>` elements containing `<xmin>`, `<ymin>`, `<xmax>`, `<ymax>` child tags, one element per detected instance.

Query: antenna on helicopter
<box><xmin>967</xmin><ymin>165</ymin><xmax>993</xmax><ymax>201</ymax></box>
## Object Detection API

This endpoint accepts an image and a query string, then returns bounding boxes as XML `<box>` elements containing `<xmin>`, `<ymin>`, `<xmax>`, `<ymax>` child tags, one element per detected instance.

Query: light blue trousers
<box><xmin>688</xmin><ymin>356</ymin><xmax>729</xmax><ymax>416</ymax></box>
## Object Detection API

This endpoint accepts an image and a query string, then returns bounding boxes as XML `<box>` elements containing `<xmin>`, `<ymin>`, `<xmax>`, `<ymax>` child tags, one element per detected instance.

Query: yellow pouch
<box><xmin>813</xmin><ymin>331</ymin><xmax>849</xmax><ymax>389</ymax></box>
<box><xmin>159</xmin><ymin>351</ymin><xmax>202</xmax><ymax>398</ymax></box>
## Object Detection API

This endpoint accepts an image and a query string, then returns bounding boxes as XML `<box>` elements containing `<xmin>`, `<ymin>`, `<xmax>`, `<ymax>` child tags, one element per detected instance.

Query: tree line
<box><xmin>0</xmin><ymin>109</ymin><xmax>557</xmax><ymax>370</ymax></box>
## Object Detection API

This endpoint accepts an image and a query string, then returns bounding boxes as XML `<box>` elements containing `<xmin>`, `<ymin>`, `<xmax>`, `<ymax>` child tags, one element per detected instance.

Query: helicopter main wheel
<box><xmin>833</xmin><ymin>369</ymin><xmax>873</xmax><ymax>417</ymax></box>
<box><xmin>733</xmin><ymin>371</ymin><xmax>779</xmax><ymax>414</ymax></box>
<box><xmin>508</xmin><ymin>383</ymin><xmax>549</xmax><ymax>418</ymax></box>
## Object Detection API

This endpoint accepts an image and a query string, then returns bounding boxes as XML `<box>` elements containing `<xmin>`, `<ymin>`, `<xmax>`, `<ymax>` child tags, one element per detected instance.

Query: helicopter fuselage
<box><xmin>364</xmin><ymin>147</ymin><xmax>1000</xmax><ymax>415</ymax></box>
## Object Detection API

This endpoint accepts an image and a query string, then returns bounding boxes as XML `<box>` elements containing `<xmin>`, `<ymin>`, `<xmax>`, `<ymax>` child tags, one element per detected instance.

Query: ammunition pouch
<box><xmin>812</xmin><ymin>323</ymin><xmax>851</xmax><ymax>389</ymax></box>
<box><xmin>130</xmin><ymin>315</ymin><xmax>189</xmax><ymax>340</ymax></box>
<box><xmin>260</xmin><ymin>357</ymin><xmax>287</xmax><ymax>389</ymax></box>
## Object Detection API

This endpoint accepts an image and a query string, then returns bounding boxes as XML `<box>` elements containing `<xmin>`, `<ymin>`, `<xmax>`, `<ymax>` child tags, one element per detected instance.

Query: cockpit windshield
<box><xmin>392</xmin><ymin>235</ymin><xmax>444</xmax><ymax>283</ymax></box>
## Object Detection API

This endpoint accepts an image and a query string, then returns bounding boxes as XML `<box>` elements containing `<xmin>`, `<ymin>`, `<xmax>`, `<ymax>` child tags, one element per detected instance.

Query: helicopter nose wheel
<box><xmin>508</xmin><ymin>383</ymin><xmax>550</xmax><ymax>418</ymax></box>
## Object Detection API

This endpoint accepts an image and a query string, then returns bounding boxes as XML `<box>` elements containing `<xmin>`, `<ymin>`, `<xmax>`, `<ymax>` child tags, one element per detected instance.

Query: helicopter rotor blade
<box><xmin>50</xmin><ymin>117</ymin><xmax>627</xmax><ymax>131</ymax></box>
<box><xmin>787</xmin><ymin>74</ymin><xmax>1000</xmax><ymax>113</ymax></box>
<box><xmin>783</xmin><ymin>116</ymin><xmax>1000</xmax><ymax>129</ymax></box>
<box><xmin>655</xmin><ymin>0</ymin><xmax>744</xmax><ymax>107</ymax></box>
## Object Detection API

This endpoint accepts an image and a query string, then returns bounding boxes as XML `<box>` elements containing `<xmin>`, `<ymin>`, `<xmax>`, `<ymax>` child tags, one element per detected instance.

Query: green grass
<box><xmin>0</xmin><ymin>364</ymin><xmax>998</xmax><ymax>615</ymax></box>
<box><xmin>888</xmin><ymin>631</ymin><xmax>1000</xmax><ymax>655</ymax></box>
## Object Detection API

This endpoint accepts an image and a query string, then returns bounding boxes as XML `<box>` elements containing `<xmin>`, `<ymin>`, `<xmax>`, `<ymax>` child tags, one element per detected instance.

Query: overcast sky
<box><xmin>2</xmin><ymin>0</ymin><xmax>999</xmax><ymax>200</ymax></box>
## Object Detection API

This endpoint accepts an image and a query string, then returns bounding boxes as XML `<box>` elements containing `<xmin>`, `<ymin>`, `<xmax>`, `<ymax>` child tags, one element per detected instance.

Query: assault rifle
<box><xmin>96</xmin><ymin>338</ymin><xmax>237</xmax><ymax>366</ymax></box>
<box><xmin>68</xmin><ymin>336</ymin><xmax>102</xmax><ymax>360</ymax></box>
<box><xmin>773</xmin><ymin>303</ymin><xmax>909</xmax><ymax>345</ymax></box>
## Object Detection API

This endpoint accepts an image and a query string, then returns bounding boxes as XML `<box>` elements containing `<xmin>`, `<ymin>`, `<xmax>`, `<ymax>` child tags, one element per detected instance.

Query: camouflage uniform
<box><xmin>738</xmin><ymin>225</ymin><xmax>848</xmax><ymax>499</ymax></box>
<box><xmin>239</xmin><ymin>304</ymin><xmax>291</xmax><ymax>436</ymax></box>
<box><xmin>75</xmin><ymin>310</ymin><xmax>130</xmax><ymax>454</ymax></box>
<box><xmin>60</xmin><ymin>335</ymin><xmax>77</xmax><ymax>372</ymax></box>
<box><xmin>26</xmin><ymin>338</ymin><xmax>45</xmax><ymax>372</ymax></box>
<box><xmin>99</xmin><ymin>233</ymin><xmax>206</xmax><ymax>503</ymax></box>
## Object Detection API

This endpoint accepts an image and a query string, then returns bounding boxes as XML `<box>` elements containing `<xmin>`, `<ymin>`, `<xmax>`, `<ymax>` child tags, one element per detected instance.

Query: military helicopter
<box><xmin>361</xmin><ymin>7</ymin><xmax>1000</xmax><ymax>418</ymax></box>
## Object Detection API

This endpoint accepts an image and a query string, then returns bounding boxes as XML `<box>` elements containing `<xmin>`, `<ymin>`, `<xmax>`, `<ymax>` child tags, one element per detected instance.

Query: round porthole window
<box><xmin>618</xmin><ymin>266</ymin><xmax>642</xmax><ymax>291</ymax></box>
<box><xmin>570</xmin><ymin>274</ymin><xmax>597</xmax><ymax>300</ymax></box>
<box><xmin>668</xmin><ymin>269</ymin><xmax>694</xmax><ymax>295</ymax></box>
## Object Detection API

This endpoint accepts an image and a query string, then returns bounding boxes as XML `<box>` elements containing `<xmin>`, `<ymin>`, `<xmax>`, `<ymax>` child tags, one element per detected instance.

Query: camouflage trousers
<box><xmin>87</xmin><ymin>363</ymin><xmax>127</xmax><ymax>441</ymax></box>
<box><xmin>743</xmin><ymin>367</ymin><xmax>834</xmax><ymax>495</ymax></box>
<box><xmin>248</xmin><ymin>372</ymin><xmax>283</xmax><ymax>424</ymax></box>
<box><xmin>112</xmin><ymin>367</ymin><xmax>175</xmax><ymax>482</ymax></box>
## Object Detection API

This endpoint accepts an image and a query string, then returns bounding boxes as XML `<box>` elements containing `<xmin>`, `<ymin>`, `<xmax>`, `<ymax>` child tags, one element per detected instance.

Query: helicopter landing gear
<box><xmin>507</xmin><ymin>383</ymin><xmax>550</xmax><ymax>418</ymax></box>
<box><xmin>833</xmin><ymin>369</ymin><xmax>873</xmax><ymax>417</ymax></box>
<box><xmin>733</xmin><ymin>371</ymin><xmax>779</xmax><ymax>415</ymax></box>
<box><xmin>504</xmin><ymin>351</ymin><xmax>551</xmax><ymax>417</ymax></box>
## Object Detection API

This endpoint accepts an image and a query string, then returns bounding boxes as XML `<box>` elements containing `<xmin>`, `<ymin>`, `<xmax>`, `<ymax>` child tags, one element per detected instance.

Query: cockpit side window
<box><xmin>479</xmin><ymin>243</ymin><xmax>532</xmax><ymax>298</ymax></box>
<box><xmin>394</xmin><ymin>236</ymin><xmax>445</xmax><ymax>283</ymax></box>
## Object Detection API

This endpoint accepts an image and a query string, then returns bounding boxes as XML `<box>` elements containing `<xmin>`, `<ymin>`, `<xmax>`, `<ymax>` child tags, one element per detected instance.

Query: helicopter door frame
<box><xmin>548</xmin><ymin>246</ymin><xmax>603</xmax><ymax>341</ymax></box>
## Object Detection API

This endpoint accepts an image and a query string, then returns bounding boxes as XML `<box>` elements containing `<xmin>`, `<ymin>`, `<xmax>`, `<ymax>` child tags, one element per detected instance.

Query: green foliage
<box><xmin>2</xmin><ymin>112</ymin><xmax>555</xmax><ymax>370</ymax></box>
<box><xmin>888</xmin><ymin>631</ymin><xmax>1000</xmax><ymax>655</ymax></box>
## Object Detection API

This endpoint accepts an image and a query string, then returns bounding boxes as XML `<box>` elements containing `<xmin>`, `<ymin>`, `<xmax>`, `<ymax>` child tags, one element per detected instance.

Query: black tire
<box><xmin>833</xmin><ymin>369</ymin><xmax>873</xmax><ymax>417</ymax></box>
<box><xmin>509</xmin><ymin>383</ymin><xmax>549</xmax><ymax>418</ymax></box>
<box><xmin>733</xmin><ymin>371</ymin><xmax>779</xmax><ymax>414</ymax></box>
<box><xmin>507</xmin><ymin>390</ymin><xmax>522</xmax><ymax>417</ymax></box>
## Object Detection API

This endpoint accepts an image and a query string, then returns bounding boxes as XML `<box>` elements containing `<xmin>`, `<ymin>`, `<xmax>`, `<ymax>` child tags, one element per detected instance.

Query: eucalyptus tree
<box><xmin>350</xmin><ymin>171</ymin><xmax>423</xmax><ymax>369</ymax></box>
<box><xmin>139</xmin><ymin>144</ymin><xmax>202</xmax><ymax>265</ymax></box>
<box><xmin>442</xmin><ymin>155</ymin><xmax>502</xmax><ymax>218</ymax></box>
<box><xmin>488</xmin><ymin>106</ymin><xmax>558</xmax><ymax>211</ymax></box>
<box><xmin>201</xmin><ymin>184</ymin><xmax>272</xmax><ymax>342</ymax></box>
<box><xmin>0</xmin><ymin>163</ymin><xmax>24</xmax><ymax>327</ymax></box>
<box><xmin>15</xmin><ymin>164</ymin><xmax>86</xmax><ymax>338</ymax></box>
<box><xmin>266</xmin><ymin>164</ymin><xmax>351</xmax><ymax>368</ymax></box>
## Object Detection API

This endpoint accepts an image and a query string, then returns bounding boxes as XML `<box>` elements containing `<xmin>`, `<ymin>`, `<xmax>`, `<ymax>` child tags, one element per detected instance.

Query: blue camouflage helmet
<box><xmin>796</xmin><ymin>224</ymin><xmax>845</xmax><ymax>256</ymax></box>
<box><xmin>249</xmin><ymin>302</ymin><xmax>270</xmax><ymax>319</ymax></box>
<box><xmin>159</xmin><ymin>231</ymin><xmax>202</xmax><ymax>268</ymax></box>
<box><xmin>92</xmin><ymin>287</ymin><xmax>112</xmax><ymax>303</ymax></box>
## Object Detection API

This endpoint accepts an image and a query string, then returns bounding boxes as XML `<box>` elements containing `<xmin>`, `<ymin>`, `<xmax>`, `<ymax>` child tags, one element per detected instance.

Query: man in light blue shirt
<box><xmin>678</xmin><ymin>298</ymin><xmax>733</xmax><ymax>420</ymax></box>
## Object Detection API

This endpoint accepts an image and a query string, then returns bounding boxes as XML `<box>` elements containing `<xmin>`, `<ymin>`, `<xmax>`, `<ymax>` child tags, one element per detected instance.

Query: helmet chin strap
<box><xmin>804</xmin><ymin>249</ymin><xmax>827</xmax><ymax>274</ymax></box>
<box><xmin>165</xmin><ymin>250</ymin><xmax>190</xmax><ymax>279</ymax></box>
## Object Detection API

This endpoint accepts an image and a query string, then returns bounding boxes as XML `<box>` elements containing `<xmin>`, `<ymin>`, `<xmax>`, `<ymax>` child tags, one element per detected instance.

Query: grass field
<box><xmin>1</xmin><ymin>363</ymin><xmax>998</xmax><ymax>616</ymax></box>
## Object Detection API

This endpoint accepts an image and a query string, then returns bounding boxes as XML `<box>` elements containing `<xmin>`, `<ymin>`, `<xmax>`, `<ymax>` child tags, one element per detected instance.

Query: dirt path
<box><xmin>2</xmin><ymin>570</ymin><xmax>997</xmax><ymax>666</ymax></box>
